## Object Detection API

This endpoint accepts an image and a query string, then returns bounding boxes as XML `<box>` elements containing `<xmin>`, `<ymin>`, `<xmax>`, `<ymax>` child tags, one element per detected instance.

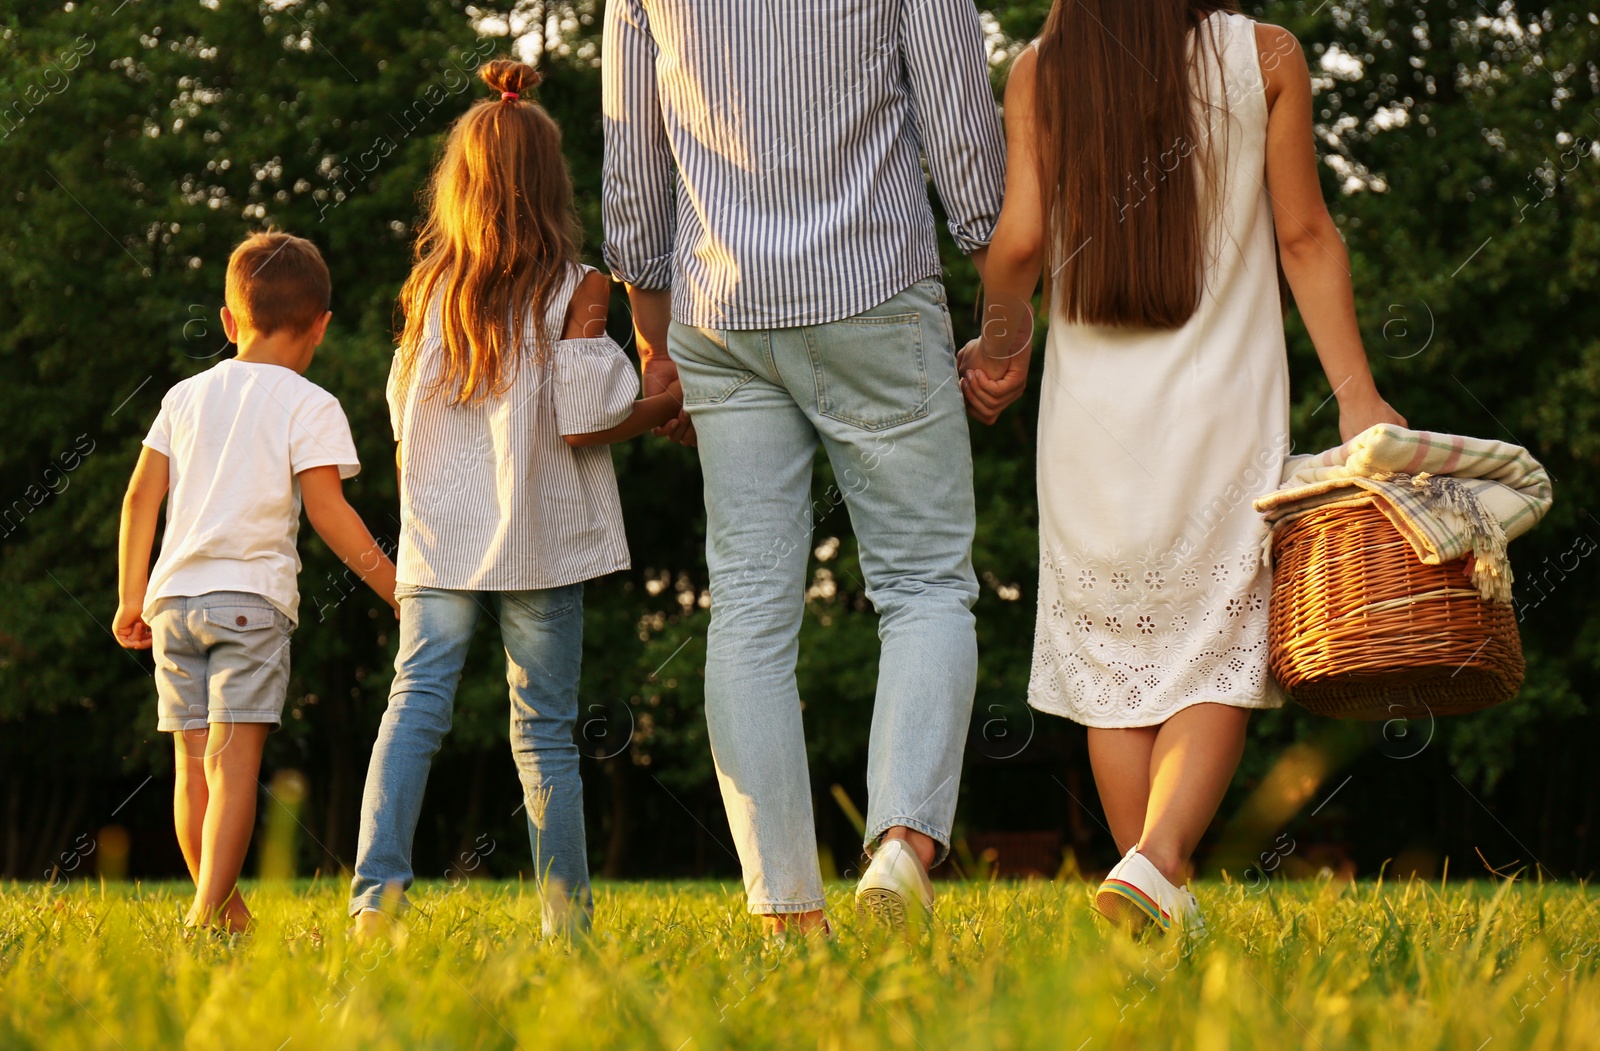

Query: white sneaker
<box><xmin>349</xmin><ymin>907</ymin><xmax>406</xmax><ymax>947</ymax></box>
<box><xmin>855</xmin><ymin>839</ymin><xmax>934</xmax><ymax>930</ymax></box>
<box><xmin>1095</xmin><ymin>847</ymin><xmax>1206</xmax><ymax>938</ymax></box>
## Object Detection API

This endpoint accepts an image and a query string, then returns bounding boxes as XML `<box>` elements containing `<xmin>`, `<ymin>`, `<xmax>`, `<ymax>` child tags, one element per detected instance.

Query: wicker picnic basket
<box><xmin>1266</xmin><ymin>501</ymin><xmax>1525</xmax><ymax>720</ymax></box>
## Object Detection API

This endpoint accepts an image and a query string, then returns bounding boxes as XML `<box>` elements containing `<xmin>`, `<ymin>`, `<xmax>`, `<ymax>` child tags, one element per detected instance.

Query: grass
<box><xmin>3</xmin><ymin>876</ymin><xmax>1598</xmax><ymax>1050</ymax></box>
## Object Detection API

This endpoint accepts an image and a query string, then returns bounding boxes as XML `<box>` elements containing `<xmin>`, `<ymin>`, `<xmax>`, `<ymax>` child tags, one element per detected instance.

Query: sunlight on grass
<box><xmin>3</xmin><ymin>878</ymin><xmax>1597</xmax><ymax>1049</ymax></box>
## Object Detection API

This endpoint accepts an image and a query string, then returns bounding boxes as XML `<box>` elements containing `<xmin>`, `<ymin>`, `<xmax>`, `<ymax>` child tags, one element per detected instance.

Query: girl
<box><xmin>962</xmin><ymin>2</ymin><xmax>1404</xmax><ymax>934</ymax></box>
<box><xmin>349</xmin><ymin>59</ymin><xmax>682</xmax><ymax>938</ymax></box>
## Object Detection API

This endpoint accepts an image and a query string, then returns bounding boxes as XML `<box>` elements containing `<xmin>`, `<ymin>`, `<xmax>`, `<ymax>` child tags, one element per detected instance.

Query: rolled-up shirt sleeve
<box><xmin>900</xmin><ymin>0</ymin><xmax>1007</xmax><ymax>253</ymax></box>
<box><xmin>552</xmin><ymin>336</ymin><xmax>639</xmax><ymax>436</ymax></box>
<box><xmin>602</xmin><ymin>0</ymin><xmax>678</xmax><ymax>290</ymax></box>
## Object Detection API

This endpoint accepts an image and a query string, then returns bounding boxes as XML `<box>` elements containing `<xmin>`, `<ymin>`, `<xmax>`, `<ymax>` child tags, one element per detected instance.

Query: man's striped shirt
<box><xmin>601</xmin><ymin>0</ymin><xmax>1007</xmax><ymax>331</ymax></box>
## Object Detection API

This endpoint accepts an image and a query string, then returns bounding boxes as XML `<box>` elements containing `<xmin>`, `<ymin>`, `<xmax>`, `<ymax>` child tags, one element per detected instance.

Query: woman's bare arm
<box><xmin>961</xmin><ymin>45</ymin><xmax>1045</xmax><ymax>425</ymax></box>
<box><xmin>1259</xmin><ymin>22</ymin><xmax>1404</xmax><ymax>442</ymax></box>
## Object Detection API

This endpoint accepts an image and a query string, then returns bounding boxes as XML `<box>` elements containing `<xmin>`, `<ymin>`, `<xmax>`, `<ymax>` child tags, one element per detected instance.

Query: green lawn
<box><xmin>3</xmin><ymin>878</ymin><xmax>1596</xmax><ymax>1050</ymax></box>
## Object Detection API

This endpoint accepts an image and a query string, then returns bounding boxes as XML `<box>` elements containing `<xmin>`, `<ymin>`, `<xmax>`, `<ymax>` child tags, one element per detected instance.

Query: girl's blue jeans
<box><xmin>349</xmin><ymin>583</ymin><xmax>591</xmax><ymax>932</ymax></box>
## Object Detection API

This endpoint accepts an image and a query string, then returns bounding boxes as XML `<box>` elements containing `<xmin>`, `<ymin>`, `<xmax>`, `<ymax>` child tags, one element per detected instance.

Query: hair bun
<box><xmin>480</xmin><ymin>59</ymin><xmax>541</xmax><ymax>98</ymax></box>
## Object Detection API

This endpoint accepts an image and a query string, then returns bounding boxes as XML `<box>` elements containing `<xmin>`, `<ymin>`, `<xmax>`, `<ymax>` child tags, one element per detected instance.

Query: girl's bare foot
<box><xmin>186</xmin><ymin>888</ymin><xmax>251</xmax><ymax>934</ymax></box>
<box><xmin>219</xmin><ymin>895</ymin><xmax>252</xmax><ymax>934</ymax></box>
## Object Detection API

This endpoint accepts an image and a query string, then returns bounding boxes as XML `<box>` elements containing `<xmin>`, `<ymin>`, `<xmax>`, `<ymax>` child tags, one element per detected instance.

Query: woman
<box><xmin>961</xmin><ymin>0</ymin><xmax>1404</xmax><ymax>934</ymax></box>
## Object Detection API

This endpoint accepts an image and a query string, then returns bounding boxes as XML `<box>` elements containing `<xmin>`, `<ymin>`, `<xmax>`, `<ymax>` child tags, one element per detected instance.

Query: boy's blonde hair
<box><xmin>225</xmin><ymin>232</ymin><xmax>331</xmax><ymax>336</ymax></box>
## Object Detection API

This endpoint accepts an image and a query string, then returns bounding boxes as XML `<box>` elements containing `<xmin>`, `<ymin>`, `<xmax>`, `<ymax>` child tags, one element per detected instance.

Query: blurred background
<box><xmin>1</xmin><ymin>0</ymin><xmax>1596</xmax><ymax>890</ymax></box>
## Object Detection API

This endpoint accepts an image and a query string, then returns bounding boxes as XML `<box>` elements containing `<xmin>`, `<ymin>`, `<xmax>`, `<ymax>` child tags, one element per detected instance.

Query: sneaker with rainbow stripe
<box><xmin>1094</xmin><ymin>847</ymin><xmax>1206</xmax><ymax>938</ymax></box>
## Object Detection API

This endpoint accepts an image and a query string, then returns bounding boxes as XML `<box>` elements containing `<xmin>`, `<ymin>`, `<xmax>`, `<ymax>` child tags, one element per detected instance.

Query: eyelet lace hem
<box><xmin>1027</xmin><ymin>539</ymin><xmax>1284</xmax><ymax>727</ymax></box>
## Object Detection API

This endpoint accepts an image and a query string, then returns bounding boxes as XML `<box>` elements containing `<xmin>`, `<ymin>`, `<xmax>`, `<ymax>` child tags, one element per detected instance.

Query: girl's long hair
<box><xmin>1034</xmin><ymin>0</ymin><xmax>1239</xmax><ymax>329</ymax></box>
<box><xmin>396</xmin><ymin>59</ymin><xmax>579</xmax><ymax>405</ymax></box>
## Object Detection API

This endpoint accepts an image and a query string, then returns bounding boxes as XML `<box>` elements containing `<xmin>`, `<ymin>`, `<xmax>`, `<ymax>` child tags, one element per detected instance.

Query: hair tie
<box><xmin>501</xmin><ymin>91</ymin><xmax>519</xmax><ymax>101</ymax></box>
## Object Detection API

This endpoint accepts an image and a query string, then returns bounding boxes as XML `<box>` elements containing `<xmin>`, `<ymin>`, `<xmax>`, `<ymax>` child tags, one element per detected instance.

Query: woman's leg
<box><xmin>1086</xmin><ymin>725</ymin><xmax>1160</xmax><ymax>855</ymax></box>
<box><xmin>349</xmin><ymin>587</ymin><xmax>479</xmax><ymax>918</ymax></box>
<box><xmin>1135</xmin><ymin>702</ymin><xmax>1251</xmax><ymax>885</ymax></box>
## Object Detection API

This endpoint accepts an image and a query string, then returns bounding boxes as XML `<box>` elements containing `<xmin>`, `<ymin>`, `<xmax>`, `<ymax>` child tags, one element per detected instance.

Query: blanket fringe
<box><xmin>1376</xmin><ymin>471</ymin><xmax>1512</xmax><ymax>602</ymax></box>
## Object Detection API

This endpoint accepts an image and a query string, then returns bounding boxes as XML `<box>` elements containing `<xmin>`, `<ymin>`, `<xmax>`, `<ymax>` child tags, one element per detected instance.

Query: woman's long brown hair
<box><xmin>397</xmin><ymin>59</ymin><xmax>579</xmax><ymax>405</ymax></box>
<box><xmin>1034</xmin><ymin>0</ymin><xmax>1239</xmax><ymax>329</ymax></box>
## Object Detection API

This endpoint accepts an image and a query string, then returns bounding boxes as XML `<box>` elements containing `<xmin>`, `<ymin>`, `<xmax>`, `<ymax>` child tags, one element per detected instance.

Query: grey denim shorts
<box><xmin>149</xmin><ymin>591</ymin><xmax>293</xmax><ymax>732</ymax></box>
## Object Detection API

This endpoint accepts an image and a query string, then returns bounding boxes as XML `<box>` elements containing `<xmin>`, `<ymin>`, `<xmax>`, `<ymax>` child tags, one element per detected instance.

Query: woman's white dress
<box><xmin>1028</xmin><ymin>12</ymin><xmax>1290</xmax><ymax>728</ymax></box>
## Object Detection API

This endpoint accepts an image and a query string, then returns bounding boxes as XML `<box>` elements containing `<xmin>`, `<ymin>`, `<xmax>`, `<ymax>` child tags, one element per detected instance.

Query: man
<box><xmin>602</xmin><ymin>0</ymin><xmax>1005</xmax><ymax>932</ymax></box>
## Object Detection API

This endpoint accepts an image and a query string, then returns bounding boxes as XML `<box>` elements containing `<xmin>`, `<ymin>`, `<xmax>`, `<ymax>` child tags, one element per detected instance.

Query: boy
<box><xmin>114</xmin><ymin>231</ymin><xmax>397</xmax><ymax>933</ymax></box>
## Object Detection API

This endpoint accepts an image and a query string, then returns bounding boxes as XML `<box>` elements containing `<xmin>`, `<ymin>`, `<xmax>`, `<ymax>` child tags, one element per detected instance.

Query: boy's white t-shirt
<box><xmin>142</xmin><ymin>358</ymin><xmax>361</xmax><ymax>625</ymax></box>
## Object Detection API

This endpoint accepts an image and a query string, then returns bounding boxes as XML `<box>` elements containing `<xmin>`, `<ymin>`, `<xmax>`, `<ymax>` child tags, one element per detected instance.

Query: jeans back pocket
<box><xmin>504</xmin><ymin>585</ymin><xmax>579</xmax><ymax>623</ymax></box>
<box><xmin>804</xmin><ymin>311</ymin><xmax>929</xmax><ymax>432</ymax></box>
<box><xmin>669</xmin><ymin>325</ymin><xmax>757</xmax><ymax>408</ymax></box>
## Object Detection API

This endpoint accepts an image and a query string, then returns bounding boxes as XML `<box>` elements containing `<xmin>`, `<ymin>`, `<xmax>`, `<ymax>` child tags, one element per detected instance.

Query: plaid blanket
<box><xmin>1254</xmin><ymin>424</ymin><xmax>1553</xmax><ymax>603</ymax></box>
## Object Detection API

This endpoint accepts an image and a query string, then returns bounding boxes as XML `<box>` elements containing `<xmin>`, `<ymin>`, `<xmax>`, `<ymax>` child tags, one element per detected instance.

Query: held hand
<box><xmin>955</xmin><ymin>339</ymin><xmax>990</xmax><ymax>381</ymax></box>
<box><xmin>645</xmin><ymin>362</ymin><xmax>697</xmax><ymax>447</ymax></box>
<box><xmin>958</xmin><ymin>338</ymin><xmax>1032</xmax><ymax>425</ymax></box>
<box><xmin>1337</xmin><ymin>389</ymin><xmax>1407</xmax><ymax>443</ymax></box>
<box><xmin>969</xmin><ymin>292</ymin><xmax>1036</xmax><ymax>382</ymax></box>
<box><xmin>641</xmin><ymin>356</ymin><xmax>678</xmax><ymax>398</ymax></box>
<box><xmin>113</xmin><ymin>602</ymin><xmax>152</xmax><ymax>649</ymax></box>
<box><xmin>654</xmin><ymin>409</ymin><xmax>698</xmax><ymax>447</ymax></box>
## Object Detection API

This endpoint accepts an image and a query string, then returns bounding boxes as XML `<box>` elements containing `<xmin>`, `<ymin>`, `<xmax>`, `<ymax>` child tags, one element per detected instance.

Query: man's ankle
<box><xmin>880</xmin><ymin>827</ymin><xmax>937</xmax><ymax>870</ymax></box>
<box><xmin>760</xmin><ymin>910</ymin><xmax>827</xmax><ymax>936</ymax></box>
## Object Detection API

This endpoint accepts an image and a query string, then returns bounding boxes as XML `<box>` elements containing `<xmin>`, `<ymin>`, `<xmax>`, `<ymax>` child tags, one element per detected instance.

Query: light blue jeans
<box><xmin>349</xmin><ymin>583</ymin><xmax>591</xmax><ymax>929</ymax></box>
<box><xmin>670</xmin><ymin>278</ymin><xmax>979</xmax><ymax>914</ymax></box>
